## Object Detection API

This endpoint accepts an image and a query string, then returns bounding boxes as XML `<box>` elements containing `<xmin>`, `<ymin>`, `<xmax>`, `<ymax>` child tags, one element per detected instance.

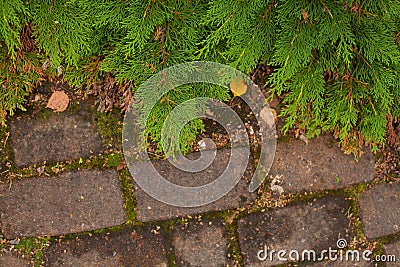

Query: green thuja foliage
<box><xmin>0</xmin><ymin>1</ymin><xmax>38</xmax><ymax>123</ymax></box>
<box><xmin>199</xmin><ymin>0</ymin><xmax>278</xmax><ymax>73</ymax></box>
<box><xmin>268</xmin><ymin>0</ymin><xmax>400</xmax><ymax>153</ymax></box>
<box><xmin>200</xmin><ymin>0</ymin><xmax>400</xmax><ymax>153</ymax></box>
<box><xmin>0</xmin><ymin>44</ymin><xmax>41</xmax><ymax>121</ymax></box>
<box><xmin>0</xmin><ymin>1</ymin><xmax>27</xmax><ymax>59</ymax></box>
<box><xmin>0</xmin><ymin>0</ymin><xmax>399</xmax><ymax>154</ymax></box>
<box><xmin>29</xmin><ymin>0</ymin><xmax>92</xmax><ymax>68</ymax></box>
<box><xmin>99</xmin><ymin>0</ymin><xmax>230</xmax><ymax>154</ymax></box>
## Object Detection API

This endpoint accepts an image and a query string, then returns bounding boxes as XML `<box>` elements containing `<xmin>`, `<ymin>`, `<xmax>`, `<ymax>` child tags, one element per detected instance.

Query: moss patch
<box><xmin>118</xmin><ymin>168</ymin><xmax>138</xmax><ymax>224</ymax></box>
<box><xmin>93</xmin><ymin>109</ymin><xmax>123</xmax><ymax>151</ymax></box>
<box><xmin>14</xmin><ymin>237</ymin><xmax>51</xmax><ymax>267</ymax></box>
<box><xmin>224</xmin><ymin>216</ymin><xmax>244</xmax><ymax>266</ymax></box>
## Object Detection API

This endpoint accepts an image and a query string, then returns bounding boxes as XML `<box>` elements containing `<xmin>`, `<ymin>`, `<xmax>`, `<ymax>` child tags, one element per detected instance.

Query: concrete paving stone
<box><xmin>10</xmin><ymin>112</ymin><xmax>104</xmax><ymax>167</ymax></box>
<box><xmin>359</xmin><ymin>182</ymin><xmax>400</xmax><ymax>239</ymax></box>
<box><xmin>237</xmin><ymin>196</ymin><xmax>351</xmax><ymax>266</ymax></box>
<box><xmin>383</xmin><ymin>240</ymin><xmax>400</xmax><ymax>267</ymax></box>
<box><xmin>44</xmin><ymin>227</ymin><xmax>168</xmax><ymax>267</ymax></box>
<box><xmin>0</xmin><ymin>252</ymin><xmax>30</xmax><ymax>267</ymax></box>
<box><xmin>269</xmin><ymin>134</ymin><xmax>375</xmax><ymax>193</ymax></box>
<box><xmin>134</xmin><ymin>148</ymin><xmax>256</xmax><ymax>222</ymax></box>
<box><xmin>172</xmin><ymin>218</ymin><xmax>231</xmax><ymax>267</ymax></box>
<box><xmin>0</xmin><ymin>169</ymin><xmax>126</xmax><ymax>238</ymax></box>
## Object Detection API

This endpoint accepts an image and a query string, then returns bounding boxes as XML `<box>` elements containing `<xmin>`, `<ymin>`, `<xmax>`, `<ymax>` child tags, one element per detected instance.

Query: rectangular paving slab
<box><xmin>383</xmin><ymin>240</ymin><xmax>399</xmax><ymax>267</ymax></box>
<box><xmin>0</xmin><ymin>169</ymin><xmax>126</xmax><ymax>238</ymax></box>
<box><xmin>44</xmin><ymin>227</ymin><xmax>168</xmax><ymax>267</ymax></box>
<box><xmin>0</xmin><ymin>252</ymin><xmax>30</xmax><ymax>267</ymax></box>
<box><xmin>133</xmin><ymin>148</ymin><xmax>256</xmax><ymax>222</ymax></box>
<box><xmin>269</xmin><ymin>134</ymin><xmax>375</xmax><ymax>193</ymax></box>
<box><xmin>237</xmin><ymin>196</ymin><xmax>351</xmax><ymax>266</ymax></box>
<box><xmin>359</xmin><ymin>182</ymin><xmax>400</xmax><ymax>239</ymax></box>
<box><xmin>172</xmin><ymin>218</ymin><xmax>232</xmax><ymax>266</ymax></box>
<box><xmin>10</xmin><ymin>112</ymin><xmax>104</xmax><ymax>167</ymax></box>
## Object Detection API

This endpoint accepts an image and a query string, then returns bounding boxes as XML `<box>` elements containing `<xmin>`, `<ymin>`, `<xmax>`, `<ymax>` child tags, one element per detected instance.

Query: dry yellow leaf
<box><xmin>230</xmin><ymin>77</ymin><xmax>247</xmax><ymax>96</ymax></box>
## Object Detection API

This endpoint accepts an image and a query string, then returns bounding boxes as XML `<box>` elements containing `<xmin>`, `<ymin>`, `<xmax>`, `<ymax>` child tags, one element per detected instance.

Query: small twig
<box><xmin>3</xmin><ymin>132</ymin><xmax>9</xmax><ymax>148</ymax></box>
<box><xmin>8</xmin><ymin>176</ymin><xmax>12</xmax><ymax>190</ymax></box>
<box><xmin>319</xmin><ymin>0</ymin><xmax>333</xmax><ymax>18</ymax></box>
<box><xmin>251</xmin><ymin>64</ymin><xmax>262</xmax><ymax>80</ymax></box>
<box><xmin>352</xmin><ymin>46</ymin><xmax>372</xmax><ymax>69</ymax></box>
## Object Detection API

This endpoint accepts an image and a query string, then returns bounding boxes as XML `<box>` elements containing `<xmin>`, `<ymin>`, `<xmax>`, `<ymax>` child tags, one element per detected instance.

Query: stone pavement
<box><xmin>269</xmin><ymin>134</ymin><xmax>375</xmax><ymax>193</ymax></box>
<box><xmin>44</xmin><ymin>227</ymin><xmax>169</xmax><ymax>267</ymax></box>
<box><xmin>0</xmin><ymin>169</ymin><xmax>126</xmax><ymax>239</ymax></box>
<box><xmin>172</xmin><ymin>219</ymin><xmax>231</xmax><ymax>266</ymax></box>
<box><xmin>359</xmin><ymin>183</ymin><xmax>400</xmax><ymax>239</ymax></box>
<box><xmin>10</xmin><ymin>113</ymin><xmax>104</xmax><ymax>167</ymax></box>
<box><xmin>0</xmin><ymin>100</ymin><xmax>398</xmax><ymax>266</ymax></box>
<box><xmin>134</xmin><ymin>148</ymin><xmax>256</xmax><ymax>222</ymax></box>
<box><xmin>238</xmin><ymin>196</ymin><xmax>351</xmax><ymax>266</ymax></box>
<box><xmin>0</xmin><ymin>252</ymin><xmax>30</xmax><ymax>267</ymax></box>
<box><xmin>384</xmin><ymin>241</ymin><xmax>400</xmax><ymax>267</ymax></box>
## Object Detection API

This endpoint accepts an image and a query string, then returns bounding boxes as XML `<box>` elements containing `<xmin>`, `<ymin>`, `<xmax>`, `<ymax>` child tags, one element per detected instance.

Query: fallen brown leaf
<box><xmin>117</xmin><ymin>161</ymin><xmax>126</xmax><ymax>171</ymax></box>
<box><xmin>46</xmin><ymin>91</ymin><xmax>69</xmax><ymax>112</ymax></box>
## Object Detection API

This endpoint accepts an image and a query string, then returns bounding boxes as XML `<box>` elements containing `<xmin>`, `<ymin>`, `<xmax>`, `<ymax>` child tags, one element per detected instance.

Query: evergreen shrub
<box><xmin>0</xmin><ymin>0</ymin><xmax>399</xmax><ymax>154</ymax></box>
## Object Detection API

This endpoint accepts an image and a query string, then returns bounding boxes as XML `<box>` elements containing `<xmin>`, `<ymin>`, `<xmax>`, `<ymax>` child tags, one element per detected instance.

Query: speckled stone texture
<box><xmin>238</xmin><ymin>196</ymin><xmax>351</xmax><ymax>266</ymax></box>
<box><xmin>10</xmin><ymin>113</ymin><xmax>104</xmax><ymax>167</ymax></box>
<box><xmin>172</xmin><ymin>219</ymin><xmax>231</xmax><ymax>267</ymax></box>
<box><xmin>0</xmin><ymin>169</ymin><xmax>126</xmax><ymax>238</ymax></box>
<box><xmin>359</xmin><ymin>182</ymin><xmax>400</xmax><ymax>239</ymax></box>
<box><xmin>269</xmin><ymin>134</ymin><xmax>375</xmax><ymax>193</ymax></box>
<box><xmin>45</xmin><ymin>227</ymin><xmax>168</xmax><ymax>267</ymax></box>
